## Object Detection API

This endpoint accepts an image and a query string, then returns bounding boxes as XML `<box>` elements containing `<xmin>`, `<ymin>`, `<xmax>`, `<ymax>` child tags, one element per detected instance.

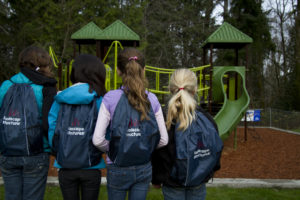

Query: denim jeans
<box><xmin>58</xmin><ymin>169</ymin><xmax>101</xmax><ymax>200</ymax></box>
<box><xmin>107</xmin><ymin>162</ymin><xmax>152</xmax><ymax>200</ymax></box>
<box><xmin>0</xmin><ymin>153</ymin><xmax>49</xmax><ymax>200</ymax></box>
<box><xmin>162</xmin><ymin>184</ymin><xmax>206</xmax><ymax>200</ymax></box>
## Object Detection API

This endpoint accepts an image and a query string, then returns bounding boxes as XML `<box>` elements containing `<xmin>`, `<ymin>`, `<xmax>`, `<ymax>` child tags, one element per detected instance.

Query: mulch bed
<box><xmin>48</xmin><ymin>128</ymin><xmax>300</xmax><ymax>180</ymax></box>
<box><xmin>214</xmin><ymin>128</ymin><xmax>300</xmax><ymax>179</ymax></box>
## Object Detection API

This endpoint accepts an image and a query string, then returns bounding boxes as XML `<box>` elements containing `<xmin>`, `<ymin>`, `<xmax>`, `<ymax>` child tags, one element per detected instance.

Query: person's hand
<box><xmin>152</xmin><ymin>184</ymin><xmax>161</xmax><ymax>189</ymax></box>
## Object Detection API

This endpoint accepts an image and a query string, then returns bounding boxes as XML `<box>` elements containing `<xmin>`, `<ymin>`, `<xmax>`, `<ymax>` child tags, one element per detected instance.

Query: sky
<box><xmin>212</xmin><ymin>0</ymin><xmax>294</xmax><ymax>25</ymax></box>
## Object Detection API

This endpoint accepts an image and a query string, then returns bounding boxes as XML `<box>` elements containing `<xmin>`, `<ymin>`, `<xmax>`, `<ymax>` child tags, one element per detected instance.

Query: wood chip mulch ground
<box><xmin>214</xmin><ymin>128</ymin><xmax>300</xmax><ymax>179</ymax></box>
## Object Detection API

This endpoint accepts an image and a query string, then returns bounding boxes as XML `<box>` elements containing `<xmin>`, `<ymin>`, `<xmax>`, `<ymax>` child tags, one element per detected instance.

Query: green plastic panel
<box><xmin>212</xmin><ymin>66</ymin><xmax>250</xmax><ymax>139</ymax></box>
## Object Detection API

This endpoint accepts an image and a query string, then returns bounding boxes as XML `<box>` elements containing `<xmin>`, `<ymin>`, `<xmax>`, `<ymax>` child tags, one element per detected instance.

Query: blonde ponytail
<box><xmin>166</xmin><ymin>69</ymin><xmax>197</xmax><ymax>130</ymax></box>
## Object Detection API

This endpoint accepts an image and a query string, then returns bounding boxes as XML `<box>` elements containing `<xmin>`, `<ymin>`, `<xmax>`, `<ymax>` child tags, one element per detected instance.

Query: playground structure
<box><xmin>50</xmin><ymin>21</ymin><xmax>253</xmax><ymax>140</ymax></box>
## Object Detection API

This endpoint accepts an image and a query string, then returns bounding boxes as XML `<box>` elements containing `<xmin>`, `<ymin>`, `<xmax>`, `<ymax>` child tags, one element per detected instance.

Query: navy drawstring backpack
<box><xmin>170</xmin><ymin>111</ymin><xmax>223</xmax><ymax>187</ymax></box>
<box><xmin>52</xmin><ymin>98</ymin><xmax>102</xmax><ymax>169</ymax></box>
<box><xmin>108</xmin><ymin>93</ymin><xmax>160</xmax><ymax>167</ymax></box>
<box><xmin>0</xmin><ymin>81</ymin><xmax>43</xmax><ymax>156</ymax></box>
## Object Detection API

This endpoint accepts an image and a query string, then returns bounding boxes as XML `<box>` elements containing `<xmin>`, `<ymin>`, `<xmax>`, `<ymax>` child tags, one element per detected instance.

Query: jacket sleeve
<box><xmin>48</xmin><ymin>101</ymin><xmax>60</xmax><ymax>148</ymax></box>
<box><xmin>96</xmin><ymin>96</ymin><xmax>103</xmax><ymax>111</ymax></box>
<box><xmin>151</xmin><ymin>124</ymin><xmax>176</xmax><ymax>185</ymax></box>
<box><xmin>42</xmin><ymin>85</ymin><xmax>57</xmax><ymax>140</ymax></box>
<box><xmin>151</xmin><ymin>146</ymin><xmax>171</xmax><ymax>185</ymax></box>
<box><xmin>0</xmin><ymin>80</ymin><xmax>12</xmax><ymax>108</ymax></box>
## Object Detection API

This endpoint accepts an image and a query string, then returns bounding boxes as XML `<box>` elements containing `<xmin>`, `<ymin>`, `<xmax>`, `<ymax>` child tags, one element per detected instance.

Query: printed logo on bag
<box><xmin>126</xmin><ymin>118</ymin><xmax>141</xmax><ymax>137</ymax></box>
<box><xmin>2</xmin><ymin>109</ymin><xmax>21</xmax><ymax>126</ymax></box>
<box><xmin>67</xmin><ymin>118</ymin><xmax>85</xmax><ymax>136</ymax></box>
<box><xmin>194</xmin><ymin>140</ymin><xmax>211</xmax><ymax>159</ymax></box>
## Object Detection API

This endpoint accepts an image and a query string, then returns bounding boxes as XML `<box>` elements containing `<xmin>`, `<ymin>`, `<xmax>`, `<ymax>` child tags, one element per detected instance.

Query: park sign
<box><xmin>241</xmin><ymin>109</ymin><xmax>261</xmax><ymax>122</ymax></box>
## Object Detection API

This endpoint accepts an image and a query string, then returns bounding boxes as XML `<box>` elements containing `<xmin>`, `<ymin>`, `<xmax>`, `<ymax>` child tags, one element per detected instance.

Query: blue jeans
<box><xmin>58</xmin><ymin>169</ymin><xmax>101</xmax><ymax>200</ymax></box>
<box><xmin>162</xmin><ymin>184</ymin><xmax>206</xmax><ymax>200</ymax></box>
<box><xmin>107</xmin><ymin>162</ymin><xmax>152</xmax><ymax>200</ymax></box>
<box><xmin>0</xmin><ymin>153</ymin><xmax>49</xmax><ymax>200</ymax></box>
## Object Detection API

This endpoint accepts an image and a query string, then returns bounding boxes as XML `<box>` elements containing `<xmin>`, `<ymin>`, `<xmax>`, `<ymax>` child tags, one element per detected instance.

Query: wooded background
<box><xmin>1</xmin><ymin>0</ymin><xmax>299</xmax><ymax>111</ymax></box>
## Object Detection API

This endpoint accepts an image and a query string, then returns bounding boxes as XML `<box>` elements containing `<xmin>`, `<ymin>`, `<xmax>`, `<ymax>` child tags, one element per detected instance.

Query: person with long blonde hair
<box><xmin>152</xmin><ymin>68</ymin><xmax>223</xmax><ymax>200</ymax></box>
<box><xmin>93</xmin><ymin>47</ymin><xmax>168</xmax><ymax>200</ymax></box>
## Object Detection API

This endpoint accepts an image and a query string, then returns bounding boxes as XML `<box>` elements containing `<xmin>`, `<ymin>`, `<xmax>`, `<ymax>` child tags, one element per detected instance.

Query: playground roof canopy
<box><xmin>95</xmin><ymin>20</ymin><xmax>140</xmax><ymax>41</ymax></box>
<box><xmin>201</xmin><ymin>22</ymin><xmax>253</xmax><ymax>49</ymax></box>
<box><xmin>71</xmin><ymin>21</ymin><xmax>103</xmax><ymax>40</ymax></box>
<box><xmin>71</xmin><ymin>20</ymin><xmax>140</xmax><ymax>46</ymax></box>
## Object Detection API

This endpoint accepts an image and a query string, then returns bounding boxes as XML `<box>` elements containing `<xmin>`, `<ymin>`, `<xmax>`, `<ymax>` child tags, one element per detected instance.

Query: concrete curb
<box><xmin>3</xmin><ymin>177</ymin><xmax>299</xmax><ymax>189</ymax></box>
<box><xmin>206</xmin><ymin>178</ymin><xmax>300</xmax><ymax>188</ymax></box>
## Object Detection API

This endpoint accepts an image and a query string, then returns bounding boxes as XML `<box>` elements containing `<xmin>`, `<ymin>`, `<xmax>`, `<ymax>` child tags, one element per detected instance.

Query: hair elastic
<box><xmin>128</xmin><ymin>56</ymin><xmax>138</xmax><ymax>61</ymax></box>
<box><xmin>179</xmin><ymin>87</ymin><xmax>184</xmax><ymax>90</ymax></box>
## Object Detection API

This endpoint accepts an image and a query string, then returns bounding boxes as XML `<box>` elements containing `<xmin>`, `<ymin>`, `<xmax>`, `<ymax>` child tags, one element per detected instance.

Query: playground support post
<box><xmin>209</xmin><ymin>44</ymin><xmax>213</xmax><ymax>114</ymax></box>
<box><xmin>234</xmin><ymin>128</ymin><xmax>237</xmax><ymax>149</ymax></box>
<box><xmin>73</xmin><ymin>41</ymin><xmax>76</xmax><ymax>58</ymax></box>
<box><xmin>96</xmin><ymin>41</ymin><xmax>101</xmax><ymax>58</ymax></box>
<box><xmin>235</xmin><ymin>48</ymin><xmax>239</xmax><ymax>100</ymax></box>
<box><xmin>114</xmin><ymin>42</ymin><xmax>118</xmax><ymax>90</ymax></box>
<box><xmin>244</xmin><ymin>44</ymin><xmax>249</xmax><ymax>141</ymax></box>
<box><xmin>58</xmin><ymin>63</ymin><xmax>63</xmax><ymax>91</ymax></box>
<box><xmin>102</xmin><ymin>41</ymin><xmax>124</xmax><ymax>90</ymax></box>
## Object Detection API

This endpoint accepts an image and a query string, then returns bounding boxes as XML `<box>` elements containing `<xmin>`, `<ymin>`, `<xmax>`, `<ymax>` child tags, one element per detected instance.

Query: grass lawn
<box><xmin>1</xmin><ymin>185</ymin><xmax>300</xmax><ymax>200</ymax></box>
<box><xmin>292</xmin><ymin>128</ymin><xmax>300</xmax><ymax>133</ymax></box>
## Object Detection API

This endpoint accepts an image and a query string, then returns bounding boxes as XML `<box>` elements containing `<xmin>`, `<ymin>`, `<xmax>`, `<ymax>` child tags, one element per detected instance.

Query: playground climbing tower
<box><xmin>201</xmin><ymin>22</ymin><xmax>253</xmax><ymax>139</ymax></box>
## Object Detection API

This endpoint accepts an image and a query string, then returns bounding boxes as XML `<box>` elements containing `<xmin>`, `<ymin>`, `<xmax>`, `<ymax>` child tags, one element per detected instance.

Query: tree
<box><xmin>289</xmin><ymin>0</ymin><xmax>300</xmax><ymax>110</ymax></box>
<box><xmin>228</xmin><ymin>0</ymin><xmax>274</xmax><ymax>108</ymax></box>
<box><xmin>263</xmin><ymin>0</ymin><xmax>297</xmax><ymax>110</ymax></box>
<box><xmin>144</xmin><ymin>0</ymin><xmax>218</xmax><ymax>69</ymax></box>
<box><xmin>0</xmin><ymin>0</ymin><xmax>140</xmax><ymax>83</ymax></box>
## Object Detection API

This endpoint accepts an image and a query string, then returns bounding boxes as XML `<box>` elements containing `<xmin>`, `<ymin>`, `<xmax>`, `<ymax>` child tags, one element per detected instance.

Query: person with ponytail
<box><xmin>93</xmin><ymin>47</ymin><xmax>168</xmax><ymax>200</ymax></box>
<box><xmin>151</xmin><ymin>68</ymin><xmax>223</xmax><ymax>200</ymax></box>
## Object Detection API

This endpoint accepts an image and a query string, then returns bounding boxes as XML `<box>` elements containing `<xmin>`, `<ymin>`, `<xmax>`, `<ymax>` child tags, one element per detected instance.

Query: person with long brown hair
<box><xmin>48</xmin><ymin>54</ymin><xmax>106</xmax><ymax>200</ymax></box>
<box><xmin>151</xmin><ymin>68</ymin><xmax>223</xmax><ymax>200</ymax></box>
<box><xmin>0</xmin><ymin>46</ymin><xmax>57</xmax><ymax>200</ymax></box>
<box><xmin>93</xmin><ymin>47</ymin><xmax>168</xmax><ymax>200</ymax></box>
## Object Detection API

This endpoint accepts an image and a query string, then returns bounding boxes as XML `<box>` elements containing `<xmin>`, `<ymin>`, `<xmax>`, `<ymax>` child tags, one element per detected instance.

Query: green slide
<box><xmin>212</xmin><ymin>66</ymin><xmax>250</xmax><ymax>139</ymax></box>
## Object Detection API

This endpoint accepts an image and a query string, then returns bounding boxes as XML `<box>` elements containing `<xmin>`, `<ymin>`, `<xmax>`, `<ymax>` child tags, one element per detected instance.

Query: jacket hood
<box><xmin>20</xmin><ymin>67</ymin><xmax>57</xmax><ymax>86</ymax></box>
<box><xmin>55</xmin><ymin>83</ymin><xmax>97</xmax><ymax>105</ymax></box>
<box><xmin>10</xmin><ymin>72</ymin><xmax>32</xmax><ymax>84</ymax></box>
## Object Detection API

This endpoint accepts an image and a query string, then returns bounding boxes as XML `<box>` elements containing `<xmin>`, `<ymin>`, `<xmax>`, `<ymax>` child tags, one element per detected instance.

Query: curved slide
<box><xmin>212</xmin><ymin>66</ymin><xmax>250</xmax><ymax>139</ymax></box>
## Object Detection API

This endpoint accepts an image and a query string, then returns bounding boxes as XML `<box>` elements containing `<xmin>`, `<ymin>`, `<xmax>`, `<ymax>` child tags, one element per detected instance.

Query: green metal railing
<box><xmin>50</xmin><ymin>42</ymin><xmax>211</xmax><ymax>102</ymax></box>
<box><xmin>144</xmin><ymin>65</ymin><xmax>210</xmax><ymax>95</ymax></box>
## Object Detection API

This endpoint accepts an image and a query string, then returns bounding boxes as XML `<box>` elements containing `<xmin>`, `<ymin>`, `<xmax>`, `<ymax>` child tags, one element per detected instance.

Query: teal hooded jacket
<box><xmin>48</xmin><ymin>83</ymin><xmax>105</xmax><ymax>169</ymax></box>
